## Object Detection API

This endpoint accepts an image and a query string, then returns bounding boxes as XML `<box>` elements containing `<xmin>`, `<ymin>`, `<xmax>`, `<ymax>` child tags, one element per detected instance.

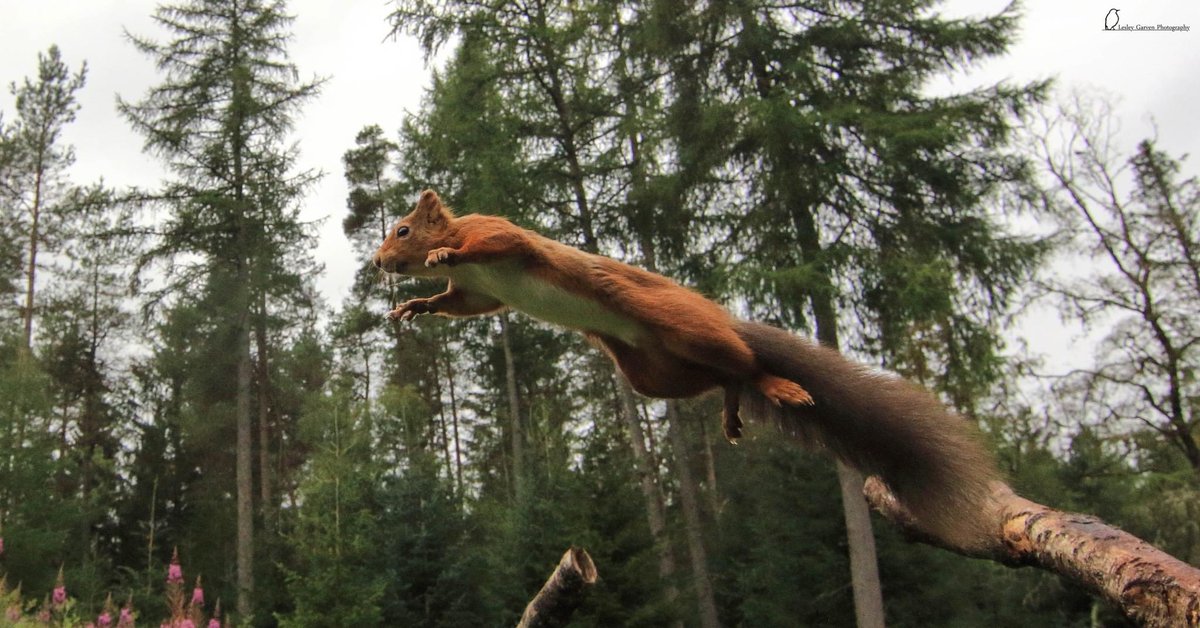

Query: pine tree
<box><xmin>0</xmin><ymin>46</ymin><xmax>88</xmax><ymax>351</ymax></box>
<box><xmin>119</xmin><ymin>0</ymin><xmax>322</xmax><ymax>620</ymax></box>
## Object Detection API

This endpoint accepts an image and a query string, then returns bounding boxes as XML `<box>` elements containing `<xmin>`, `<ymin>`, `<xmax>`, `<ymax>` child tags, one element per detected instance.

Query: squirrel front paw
<box><xmin>386</xmin><ymin>298</ymin><xmax>433</xmax><ymax>321</ymax></box>
<box><xmin>424</xmin><ymin>247</ymin><xmax>457</xmax><ymax>268</ymax></box>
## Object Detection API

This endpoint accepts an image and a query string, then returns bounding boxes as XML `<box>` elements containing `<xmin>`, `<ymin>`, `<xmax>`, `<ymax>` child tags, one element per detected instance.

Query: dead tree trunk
<box><xmin>517</xmin><ymin>547</ymin><xmax>598</xmax><ymax>628</ymax></box>
<box><xmin>865</xmin><ymin>478</ymin><xmax>1200</xmax><ymax>627</ymax></box>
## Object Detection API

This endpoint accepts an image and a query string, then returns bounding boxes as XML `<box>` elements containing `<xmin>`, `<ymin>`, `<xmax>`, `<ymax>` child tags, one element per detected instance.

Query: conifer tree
<box><xmin>119</xmin><ymin>0</ymin><xmax>321</xmax><ymax>620</ymax></box>
<box><xmin>0</xmin><ymin>46</ymin><xmax>87</xmax><ymax>351</ymax></box>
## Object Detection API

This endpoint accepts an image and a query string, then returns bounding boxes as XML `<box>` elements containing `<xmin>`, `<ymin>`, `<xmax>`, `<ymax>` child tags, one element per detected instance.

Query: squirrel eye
<box><xmin>396</xmin><ymin>226</ymin><xmax>410</xmax><ymax>238</ymax></box>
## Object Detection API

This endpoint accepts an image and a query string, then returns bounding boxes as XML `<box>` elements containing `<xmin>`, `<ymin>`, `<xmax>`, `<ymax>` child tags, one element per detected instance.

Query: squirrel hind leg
<box><xmin>756</xmin><ymin>374</ymin><xmax>814</xmax><ymax>407</ymax></box>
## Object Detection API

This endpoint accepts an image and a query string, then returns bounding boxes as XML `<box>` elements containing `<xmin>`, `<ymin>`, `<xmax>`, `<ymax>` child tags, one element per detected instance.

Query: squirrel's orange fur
<box><xmin>372</xmin><ymin>190</ymin><xmax>812</xmax><ymax>441</ymax></box>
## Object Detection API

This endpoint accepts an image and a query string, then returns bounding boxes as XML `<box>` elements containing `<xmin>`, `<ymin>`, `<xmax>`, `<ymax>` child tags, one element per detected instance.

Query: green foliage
<box><xmin>372</xmin><ymin>450</ymin><xmax>487</xmax><ymax>627</ymax></box>
<box><xmin>713</xmin><ymin>437</ymin><xmax>854</xmax><ymax>627</ymax></box>
<box><xmin>0</xmin><ymin>351</ymin><xmax>66</xmax><ymax>595</ymax></box>
<box><xmin>278</xmin><ymin>390</ymin><xmax>387</xmax><ymax>627</ymax></box>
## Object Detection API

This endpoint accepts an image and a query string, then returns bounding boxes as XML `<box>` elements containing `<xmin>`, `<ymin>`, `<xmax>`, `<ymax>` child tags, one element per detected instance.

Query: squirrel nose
<box><xmin>372</xmin><ymin>255</ymin><xmax>382</xmax><ymax>269</ymax></box>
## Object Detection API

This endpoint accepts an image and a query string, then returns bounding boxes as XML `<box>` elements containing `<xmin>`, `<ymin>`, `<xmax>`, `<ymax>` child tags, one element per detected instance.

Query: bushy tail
<box><xmin>735</xmin><ymin>320</ymin><xmax>1001</xmax><ymax>550</ymax></box>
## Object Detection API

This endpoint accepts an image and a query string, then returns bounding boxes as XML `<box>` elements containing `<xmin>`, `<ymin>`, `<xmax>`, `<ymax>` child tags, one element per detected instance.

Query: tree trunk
<box><xmin>697</xmin><ymin>417</ymin><xmax>721</xmax><ymax>518</ymax></box>
<box><xmin>231</xmin><ymin>7</ymin><xmax>255</xmax><ymax>613</ymax></box>
<box><xmin>616</xmin><ymin>379</ymin><xmax>683</xmax><ymax>625</ymax></box>
<box><xmin>255</xmin><ymin>297</ymin><xmax>272</xmax><ymax>523</ymax></box>
<box><xmin>500</xmin><ymin>313</ymin><xmax>525</xmax><ymax>499</ymax></box>
<box><xmin>794</xmin><ymin>199</ymin><xmax>887</xmax><ymax>628</ymax></box>
<box><xmin>442</xmin><ymin>339</ymin><xmax>465</xmax><ymax>497</ymax></box>
<box><xmin>22</xmin><ymin>153</ymin><xmax>45</xmax><ymax>352</ymax></box>
<box><xmin>430</xmin><ymin>350</ymin><xmax>457</xmax><ymax>489</ymax></box>
<box><xmin>666</xmin><ymin>402</ymin><xmax>721</xmax><ymax>628</ymax></box>
<box><xmin>837</xmin><ymin>462</ymin><xmax>885</xmax><ymax>628</ymax></box>
<box><xmin>236</xmin><ymin>311</ymin><xmax>255</xmax><ymax>621</ymax></box>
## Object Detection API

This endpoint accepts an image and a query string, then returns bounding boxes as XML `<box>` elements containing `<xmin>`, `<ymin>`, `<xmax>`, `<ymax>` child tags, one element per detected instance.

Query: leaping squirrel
<box><xmin>373</xmin><ymin>190</ymin><xmax>1000</xmax><ymax>549</ymax></box>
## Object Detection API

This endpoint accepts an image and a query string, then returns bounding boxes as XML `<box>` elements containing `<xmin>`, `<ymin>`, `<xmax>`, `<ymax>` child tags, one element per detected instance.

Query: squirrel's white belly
<box><xmin>454</xmin><ymin>263</ymin><xmax>646</xmax><ymax>345</ymax></box>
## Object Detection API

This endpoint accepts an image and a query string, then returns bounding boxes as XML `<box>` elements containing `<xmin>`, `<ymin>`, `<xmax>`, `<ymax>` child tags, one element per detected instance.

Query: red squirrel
<box><xmin>372</xmin><ymin>190</ymin><xmax>813</xmax><ymax>442</ymax></box>
<box><xmin>373</xmin><ymin>190</ymin><xmax>1002</xmax><ymax>549</ymax></box>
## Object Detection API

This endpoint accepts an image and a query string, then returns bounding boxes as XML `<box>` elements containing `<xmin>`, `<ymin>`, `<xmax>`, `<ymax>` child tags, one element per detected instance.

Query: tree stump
<box><xmin>517</xmin><ymin>547</ymin><xmax>598</xmax><ymax>628</ymax></box>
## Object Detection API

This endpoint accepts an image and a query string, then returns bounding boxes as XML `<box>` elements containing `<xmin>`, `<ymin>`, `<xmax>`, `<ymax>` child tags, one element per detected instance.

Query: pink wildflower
<box><xmin>181</xmin><ymin>619</ymin><xmax>196</xmax><ymax>628</ymax></box>
<box><xmin>168</xmin><ymin>548</ymin><xmax>184</xmax><ymax>585</ymax></box>
<box><xmin>118</xmin><ymin>603</ymin><xmax>135</xmax><ymax>627</ymax></box>
<box><xmin>207</xmin><ymin>619</ymin><xmax>221</xmax><ymax>628</ymax></box>
<box><xmin>190</xmin><ymin>575</ymin><xmax>204</xmax><ymax>607</ymax></box>
<box><xmin>6</xmin><ymin>605</ymin><xmax>20</xmax><ymax>623</ymax></box>
<box><xmin>53</xmin><ymin>566</ymin><xmax>67</xmax><ymax>605</ymax></box>
<box><xmin>98</xmin><ymin>610</ymin><xmax>113</xmax><ymax>627</ymax></box>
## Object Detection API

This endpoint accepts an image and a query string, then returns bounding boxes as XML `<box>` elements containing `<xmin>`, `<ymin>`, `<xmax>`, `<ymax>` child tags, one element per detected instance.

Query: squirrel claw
<box><xmin>425</xmin><ymin>247</ymin><xmax>456</xmax><ymax>268</ymax></box>
<box><xmin>722</xmin><ymin>410</ymin><xmax>743</xmax><ymax>444</ymax></box>
<box><xmin>758</xmin><ymin>375</ymin><xmax>813</xmax><ymax>407</ymax></box>
<box><xmin>387</xmin><ymin>299</ymin><xmax>431</xmax><ymax>321</ymax></box>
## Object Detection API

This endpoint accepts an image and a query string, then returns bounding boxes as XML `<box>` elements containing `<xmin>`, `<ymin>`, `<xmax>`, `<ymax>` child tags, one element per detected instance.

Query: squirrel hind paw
<box><xmin>721</xmin><ymin>406</ymin><xmax>744</xmax><ymax>444</ymax></box>
<box><xmin>722</xmin><ymin>417</ymin><xmax>743</xmax><ymax>443</ymax></box>
<box><xmin>758</xmin><ymin>375</ymin><xmax>814</xmax><ymax>407</ymax></box>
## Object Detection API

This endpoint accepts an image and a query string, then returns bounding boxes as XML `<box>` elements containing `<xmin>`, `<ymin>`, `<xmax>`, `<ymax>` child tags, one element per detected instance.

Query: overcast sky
<box><xmin>1</xmin><ymin>0</ymin><xmax>1198</xmax><ymax>369</ymax></box>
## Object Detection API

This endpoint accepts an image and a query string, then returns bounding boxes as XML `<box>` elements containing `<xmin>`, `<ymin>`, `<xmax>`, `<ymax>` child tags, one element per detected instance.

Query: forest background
<box><xmin>1</xmin><ymin>0</ymin><xmax>1199</xmax><ymax>626</ymax></box>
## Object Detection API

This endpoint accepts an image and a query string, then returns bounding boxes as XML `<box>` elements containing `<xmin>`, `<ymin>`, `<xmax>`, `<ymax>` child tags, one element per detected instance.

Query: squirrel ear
<box><xmin>415</xmin><ymin>189</ymin><xmax>448</xmax><ymax>224</ymax></box>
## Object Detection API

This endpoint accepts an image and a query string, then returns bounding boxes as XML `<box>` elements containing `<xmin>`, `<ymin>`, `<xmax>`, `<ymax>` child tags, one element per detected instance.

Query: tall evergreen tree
<box><xmin>0</xmin><ymin>46</ymin><xmax>88</xmax><ymax>351</ymax></box>
<box><xmin>119</xmin><ymin>0</ymin><xmax>321</xmax><ymax>620</ymax></box>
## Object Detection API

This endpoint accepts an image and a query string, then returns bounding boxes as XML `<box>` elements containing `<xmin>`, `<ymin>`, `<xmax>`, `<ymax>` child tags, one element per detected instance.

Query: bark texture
<box><xmin>836</xmin><ymin>462</ymin><xmax>885</xmax><ymax>628</ymax></box>
<box><xmin>517</xmin><ymin>547</ymin><xmax>599</xmax><ymax>628</ymax></box>
<box><xmin>865</xmin><ymin>478</ymin><xmax>1200</xmax><ymax>627</ymax></box>
<box><xmin>666</xmin><ymin>402</ymin><xmax>722</xmax><ymax>628</ymax></box>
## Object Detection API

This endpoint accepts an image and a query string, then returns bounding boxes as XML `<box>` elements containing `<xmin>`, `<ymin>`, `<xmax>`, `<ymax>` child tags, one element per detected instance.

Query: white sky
<box><xmin>0</xmin><ymin>0</ymin><xmax>428</xmax><ymax>310</ymax></box>
<box><xmin>1</xmin><ymin>0</ymin><xmax>1198</xmax><ymax>372</ymax></box>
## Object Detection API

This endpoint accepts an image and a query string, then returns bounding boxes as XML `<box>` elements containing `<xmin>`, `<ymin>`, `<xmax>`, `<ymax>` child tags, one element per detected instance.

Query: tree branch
<box><xmin>864</xmin><ymin>477</ymin><xmax>1200</xmax><ymax>627</ymax></box>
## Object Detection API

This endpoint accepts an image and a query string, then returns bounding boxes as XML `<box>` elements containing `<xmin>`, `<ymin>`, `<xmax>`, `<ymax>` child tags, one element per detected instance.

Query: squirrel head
<box><xmin>373</xmin><ymin>189</ymin><xmax>455</xmax><ymax>276</ymax></box>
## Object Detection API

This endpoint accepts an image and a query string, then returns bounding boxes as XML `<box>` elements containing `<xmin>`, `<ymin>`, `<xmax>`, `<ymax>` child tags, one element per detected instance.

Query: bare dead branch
<box><xmin>865</xmin><ymin>477</ymin><xmax>1200</xmax><ymax>627</ymax></box>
